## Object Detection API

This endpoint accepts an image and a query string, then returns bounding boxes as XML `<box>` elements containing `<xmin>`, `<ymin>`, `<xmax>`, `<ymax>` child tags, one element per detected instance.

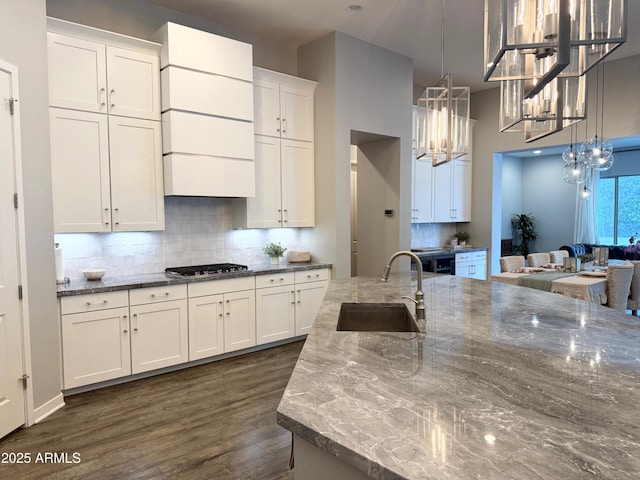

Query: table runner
<box><xmin>517</xmin><ymin>271</ymin><xmax>575</xmax><ymax>291</ymax></box>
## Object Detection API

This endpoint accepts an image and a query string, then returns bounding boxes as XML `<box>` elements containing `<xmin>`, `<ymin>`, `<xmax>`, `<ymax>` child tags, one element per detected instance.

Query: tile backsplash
<box><xmin>54</xmin><ymin>197</ymin><xmax>304</xmax><ymax>280</ymax></box>
<box><xmin>411</xmin><ymin>223</ymin><xmax>456</xmax><ymax>248</ymax></box>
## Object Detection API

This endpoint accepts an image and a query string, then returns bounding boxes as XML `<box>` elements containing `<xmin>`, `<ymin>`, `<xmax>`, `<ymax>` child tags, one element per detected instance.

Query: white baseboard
<box><xmin>32</xmin><ymin>393</ymin><xmax>65</xmax><ymax>424</ymax></box>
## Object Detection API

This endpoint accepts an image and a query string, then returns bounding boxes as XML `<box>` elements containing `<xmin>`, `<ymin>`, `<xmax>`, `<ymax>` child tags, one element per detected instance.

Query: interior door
<box><xmin>0</xmin><ymin>61</ymin><xmax>26</xmax><ymax>438</ymax></box>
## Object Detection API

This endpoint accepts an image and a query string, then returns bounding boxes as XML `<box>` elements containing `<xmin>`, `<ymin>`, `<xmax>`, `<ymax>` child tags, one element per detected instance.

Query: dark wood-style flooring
<box><xmin>0</xmin><ymin>341</ymin><xmax>304</xmax><ymax>480</ymax></box>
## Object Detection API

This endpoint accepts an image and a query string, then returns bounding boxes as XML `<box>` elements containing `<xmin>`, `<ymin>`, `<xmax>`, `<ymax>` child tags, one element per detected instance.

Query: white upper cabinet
<box><xmin>47</xmin><ymin>19</ymin><xmax>164</xmax><ymax>233</ymax></box>
<box><xmin>411</xmin><ymin>106</ymin><xmax>434</xmax><ymax>223</ymax></box>
<box><xmin>254</xmin><ymin>68</ymin><xmax>315</xmax><ymax>142</ymax></box>
<box><xmin>47</xmin><ymin>31</ymin><xmax>161</xmax><ymax>121</ymax></box>
<box><xmin>433</xmin><ymin>158</ymin><xmax>472</xmax><ymax>223</ymax></box>
<box><xmin>50</xmin><ymin>108</ymin><xmax>164</xmax><ymax>233</ymax></box>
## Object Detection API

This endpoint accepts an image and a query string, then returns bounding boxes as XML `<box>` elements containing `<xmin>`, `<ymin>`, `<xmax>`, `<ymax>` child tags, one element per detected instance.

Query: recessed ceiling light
<box><xmin>533</xmin><ymin>150</ymin><xmax>542</xmax><ymax>155</ymax></box>
<box><xmin>346</xmin><ymin>4</ymin><xmax>363</xmax><ymax>13</ymax></box>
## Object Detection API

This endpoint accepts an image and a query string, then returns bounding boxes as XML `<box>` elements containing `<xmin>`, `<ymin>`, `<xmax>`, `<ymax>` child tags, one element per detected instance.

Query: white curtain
<box><xmin>574</xmin><ymin>169</ymin><xmax>600</xmax><ymax>244</ymax></box>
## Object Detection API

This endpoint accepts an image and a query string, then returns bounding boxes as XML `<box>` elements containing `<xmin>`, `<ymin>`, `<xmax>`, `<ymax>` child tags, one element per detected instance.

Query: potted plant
<box><xmin>453</xmin><ymin>231</ymin><xmax>470</xmax><ymax>246</ymax></box>
<box><xmin>263</xmin><ymin>242</ymin><xmax>287</xmax><ymax>265</ymax></box>
<box><xmin>511</xmin><ymin>213</ymin><xmax>538</xmax><ymax>257</ymax></box>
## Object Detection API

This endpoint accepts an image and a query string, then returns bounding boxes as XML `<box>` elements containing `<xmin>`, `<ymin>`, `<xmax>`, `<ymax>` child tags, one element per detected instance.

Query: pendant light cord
<box><xmin>440</xmin><ymin>0</ymin><xmax>444</xmax><ymax>76</ymax></box>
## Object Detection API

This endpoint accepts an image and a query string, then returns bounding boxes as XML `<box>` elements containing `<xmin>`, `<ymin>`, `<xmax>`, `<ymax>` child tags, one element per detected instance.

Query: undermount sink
<box><xmin>336</xmin><ymin>303</ymin><xmax>419</xmax><ymax>332</ymax></box>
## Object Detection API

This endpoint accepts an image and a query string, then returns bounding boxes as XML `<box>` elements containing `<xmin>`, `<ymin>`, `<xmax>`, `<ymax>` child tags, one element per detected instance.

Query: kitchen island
<box><xmin>277</xmin><ymin>273</ymin><xmax>640</xmax><ymax>479</ymax></box>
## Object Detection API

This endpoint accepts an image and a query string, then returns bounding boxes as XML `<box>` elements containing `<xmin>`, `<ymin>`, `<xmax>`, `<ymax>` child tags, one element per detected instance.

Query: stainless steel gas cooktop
<box><xmin>165</xmin><ymin>263</ymin><xmax>249</xmax><ymax>277</ymax></box>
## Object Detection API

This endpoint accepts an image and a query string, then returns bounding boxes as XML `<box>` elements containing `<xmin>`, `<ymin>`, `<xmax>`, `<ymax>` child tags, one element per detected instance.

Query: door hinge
<box><xmin>14</xmin><ymin>193</ymin><xmax>18</xmax><ymax>209</ymax></box>
<box><xmin>9</xmin><ymin>97</ymin><xmax>17</xmax><ymax>115</ymax></box>
<box><xmin>18</xmin><ymin>285</ymin><xmax>23</xmax><ymax>300</ymax></box>
<box><xmin>19</xmin><ymin>374</ymin><xmax>29</xmax><ymax>390</ymax></box>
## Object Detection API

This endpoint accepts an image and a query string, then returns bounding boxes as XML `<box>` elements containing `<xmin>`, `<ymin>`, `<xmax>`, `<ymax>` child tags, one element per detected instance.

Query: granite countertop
<box><xmin>56</xmin><ymin>262</ymin><xmax>332</xmax><ymax>297</ymax></box>
<box><xmin>277</xmin><ymin>273</ymin><xmax>640</xmax><ymax>480</ymax></box>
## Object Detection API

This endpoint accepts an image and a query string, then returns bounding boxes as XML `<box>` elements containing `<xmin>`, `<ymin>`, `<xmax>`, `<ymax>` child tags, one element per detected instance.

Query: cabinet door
<box><xmin>256</xmin><ymin>285</ymin><xmax>296</xmax><ymax>345</ymax></box>
<box><xmin>61</xmin><ymin>307</ymin><xmax>131</xmax><ymax>389</ymax></box>
<box><xmin>295</xmin><ymin>280</ymin><xmax>328</xmax><ymax>336</ymax></box>
<box><xmin>245</xmin><ymin>135</ymin><xmax>283</xmax><ymax>228</ymax></box>
<box><xmin>47</xmin><ymin>33</ymin><xmax>107</xmax><ymax>113</ymax></box>
<box><xmin>452</xmin><ymin>158</ymin><xmax>472</xmax><ymax>222</ymax></box>
<box><xmin>188</xmin><ymin>294</ymin><xmax>224</xmax><ymax>361</ymax></box>
<box><xmin>130</xmin><ymin>299</ymin><xmax>188</xmax><ymax>374</ymax></box>
<box><xmin>224</xmin><ymin>289</ymin><xmax>256</xmax><ymax>353</ymax></box>
<box><xmin>281</xmin><ymin>139</ymin><xmax>315</xmax><ymax>227</ymax></box>
<box><xmin>280</xmin><ymin>83</ymin><xmax>314</xmax><ymax>142</ymax></box>
<box><xmin>106</xmin><ymin>46</ymin><xmax>161</xmax><ymax>120</ymax></box>
<box><xmin>471</xmin><ymin>260</ymin><xmax>487</xmax><ymax>280</ymax></box>
<box><xmin>50</xmin><ymin>108</ymin><xmax>111</xmax><ymax>233</ymax></box>
<box><xmin>108</xmin><ymin>116</ymin><xmax>164</xmax><ymax>231</ymax></box>
<box><xmin>253</xmin><ymin>77</ymin><xmax>280</xmax><ymax>137</ymax></box>
<box><xmin>412</xmin><ymin>155</ymin><xmax>434</xmax><ymax>223</ymax></box>
<box><xmin>454</xmin><ymin>261</ymin><xmax>471</xmax><ymax>279</ymax></box>
<box><xmin>432</xmin><ymin>161</ymin><xmax>453</xmax><ymax>222</ymax></box>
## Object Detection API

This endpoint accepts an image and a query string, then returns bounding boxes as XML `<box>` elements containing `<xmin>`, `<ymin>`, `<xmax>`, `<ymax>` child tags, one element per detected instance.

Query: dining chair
<box><xmin>606</xmin><ymin>263</ymin><xmax>634</xmax><ymax>313</ymax></box>
<box><xmin>549</xmin><ymin>250</ymin><xmax>568</xmax><ymax>263</ymax></box>
<box><xmin>626</xmin><ymin>261</ymin><xmax>640</xmax><ymax>316</ymax></box>
<box><xmin>527</xmin><ymin>253</ymin><xmax>551</xmax><ymax>267</ymax></box>
<box><xmin>499</xmin><ymin>255</ymin><xmax>525</xmax><ymax>272</ymax></box>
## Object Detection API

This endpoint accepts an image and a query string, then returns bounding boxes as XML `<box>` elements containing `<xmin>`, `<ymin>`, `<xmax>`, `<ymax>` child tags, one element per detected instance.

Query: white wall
<box><xmin>298</xmin><ymin>32</ymin><xmax>413</xmax><ymax>279</ymax></box>
<box><xmin>0</xmin><ymin>0</ymin><xmax>60</xmax><ymax>411</ymax></box>
<box><xmin>501</xmin><ymin>155</ymin><xmax>522</xmax><ymax>239</ymax></box>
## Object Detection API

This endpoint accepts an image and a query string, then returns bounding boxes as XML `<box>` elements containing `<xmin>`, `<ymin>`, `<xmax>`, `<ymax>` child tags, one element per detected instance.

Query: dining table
<box><xmin>491</xmin><ymin>265</ymin><xmax>609</xmax><ymax>304</ymax></box>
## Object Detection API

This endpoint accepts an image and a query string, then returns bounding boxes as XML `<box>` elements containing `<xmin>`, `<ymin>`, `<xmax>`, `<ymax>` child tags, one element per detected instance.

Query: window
<box><xmin>597</xmin><ymin>175</ymin><xmax>640</xmax><ymax>244</ymax></box>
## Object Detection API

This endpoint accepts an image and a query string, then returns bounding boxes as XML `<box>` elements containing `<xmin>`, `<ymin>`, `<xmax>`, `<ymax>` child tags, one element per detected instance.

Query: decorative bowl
<box><xmin>82</xmin><ymin>269</ymin><xmax>106</xmax><ymax>281</ymax></box>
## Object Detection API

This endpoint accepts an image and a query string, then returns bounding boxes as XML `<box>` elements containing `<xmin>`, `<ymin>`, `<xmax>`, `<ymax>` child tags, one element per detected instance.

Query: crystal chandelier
<box><xmin>416</xmin><ymin>0</ymin><xmax>470</xmax><ymax>166</ymax></box>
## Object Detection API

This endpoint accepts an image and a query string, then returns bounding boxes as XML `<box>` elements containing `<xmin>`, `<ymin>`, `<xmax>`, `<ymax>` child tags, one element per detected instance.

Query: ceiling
<box><xmin>146</xmin><ymin>0</ymin><xmax>640</xmax><ymax>93</ymax></box>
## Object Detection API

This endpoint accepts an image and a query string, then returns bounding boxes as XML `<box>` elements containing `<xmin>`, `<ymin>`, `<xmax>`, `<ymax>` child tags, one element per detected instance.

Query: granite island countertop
<box><xmin>277</xmin><ymin>273</ymin><xmax>640</xmax><ymax>480</ymax></box>
<box><xmin>56</xmin><ymin>262</ymin><xmax>332</xmax><ymax>297</ymax></box>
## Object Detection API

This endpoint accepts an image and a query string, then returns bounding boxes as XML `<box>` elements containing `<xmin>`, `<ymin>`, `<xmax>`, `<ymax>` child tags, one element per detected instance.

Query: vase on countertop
<box><xmin>270</xmin><ymin>257</ymin><xmax>280</xmax><ymax>266</ymax></box>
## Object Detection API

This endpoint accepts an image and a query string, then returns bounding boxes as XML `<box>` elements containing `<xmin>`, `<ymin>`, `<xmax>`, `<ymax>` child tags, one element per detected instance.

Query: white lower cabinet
<box><xmin>188</xmin><ymin>277</ymin><xmax>256</xmax><ymax>360</ymax></box>
<box><xmin>256</xmin><ymin>273</ymin><xmax>296</xmax><ymax>345</ymax></box>
<box><xmin>455</xmin><ymin>251</ymin><xmax>487</xmax><ymax>280</ymax></box>
<box><xmin>128</xmin><ymin>284</ymin><xmax>188</xmax><ymax>374</ymax></box>
<box><xmin>294</xmin><ymin>270</ymin><xmax>330</xmax><ymax>336</ymax></box>
<box><xmin>60</xmin><ymin>268</ymin><xmax>328</xmax><ymax>389</ymax></box>
<box><xmin>60</xmin><ymin>291</ymin><xmax>131</xmax><ymax>389</ymax></box>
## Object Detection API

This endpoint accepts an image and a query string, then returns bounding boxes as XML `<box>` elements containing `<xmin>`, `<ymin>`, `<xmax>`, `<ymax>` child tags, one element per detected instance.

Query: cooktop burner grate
<box><xmin>165</xmin><ymin>263</ymin><xmax>249</xmax><ymax>276</ymax></box>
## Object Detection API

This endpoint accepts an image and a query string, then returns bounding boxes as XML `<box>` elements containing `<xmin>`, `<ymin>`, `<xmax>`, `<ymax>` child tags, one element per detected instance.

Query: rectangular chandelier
<box><xmin>499</xmin><ymin>74</ymin><xmax>586</xmax><ymax>142</ymax></box>
<box><xmin>484</xmin><ymin>0</ymin><xmax>627</xmax><ymax>99</ymax></box>
<box><xmin>416</xmin><ymin>74</ymin><xmax>470</xmax><ymax>166</ymax></box>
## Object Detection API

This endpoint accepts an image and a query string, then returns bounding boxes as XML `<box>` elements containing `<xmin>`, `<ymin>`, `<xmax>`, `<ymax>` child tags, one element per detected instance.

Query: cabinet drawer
<box><xmin>471</xmin><ymin>251</ymin><xmax>487</xmax><ymax>261</ymax></box>
<box><xmin>61</xmin><ymin>290</ymin><xmax>129</xmax><ymax>315</ymax></box>
<box><xmin>256</xmin><ymin>272</ymin><xmax>295</xmax><ymax>289</ymax></box>
<box><xmin>188</xmin><ymin>276</ymin><xmax>256</xmax><ymax>298</ymax></box>
<box><xmin>129</xmin><ymin>284</ymin><xmax>187</xmax><ymax>306</ymax></box>
<box><xmin>294</xmin><ymin>269</ymin><xmax>330</xmax><ymax>284</ymax></box>
<box><xmin>161</xmin><ymin>67</ymin><xmax>253</xmax><ymax>121</ymax></box>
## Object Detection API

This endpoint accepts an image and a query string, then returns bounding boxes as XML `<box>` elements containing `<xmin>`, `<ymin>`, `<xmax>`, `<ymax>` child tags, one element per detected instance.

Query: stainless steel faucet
<box><xmin>381</xmin><ymin>251</ymin><xmax>425</xmax><ymax>321</ymax></box>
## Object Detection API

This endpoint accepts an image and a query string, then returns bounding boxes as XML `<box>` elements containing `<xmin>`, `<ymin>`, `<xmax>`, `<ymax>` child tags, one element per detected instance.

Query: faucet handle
<box><xmin>401</xmin><ymin>295</ymin><xmax>418</xmax><ymax>306</ymax></box>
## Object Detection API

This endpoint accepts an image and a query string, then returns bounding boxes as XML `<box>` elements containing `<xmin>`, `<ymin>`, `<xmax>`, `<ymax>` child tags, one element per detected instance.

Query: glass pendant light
<box><xmin>418</xmin><ymin>0</ymin><xmax>470</xmax><ymax>166</ymax></box>
<box><xmin>562</xmin><ymin>124</ymin><xmax>589</xmax><ymax>184</ymax></box>
<box><xmin>579</xmin><ymin>60</ymin><xmax>614</xmax><ymax>171</ymax></box>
